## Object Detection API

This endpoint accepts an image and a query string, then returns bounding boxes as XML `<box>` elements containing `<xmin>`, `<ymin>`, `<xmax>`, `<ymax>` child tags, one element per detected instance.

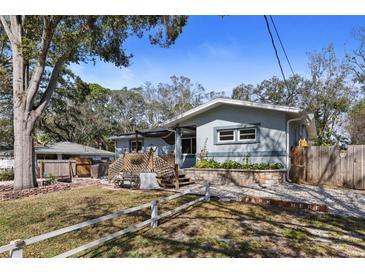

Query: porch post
<box><xmin>135</xmin><ymin>130</ymin><xmax>139</xmax><ymax>153</ymax></box>
<box><xmin>175</xmin><ymin>127</ymin><xmax>182</xmax><ymax>168</ymax></box>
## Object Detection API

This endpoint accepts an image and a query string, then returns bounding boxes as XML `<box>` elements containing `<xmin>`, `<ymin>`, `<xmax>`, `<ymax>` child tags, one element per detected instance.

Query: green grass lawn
<box><xmin>0</xmin><ymin>185</ymin><xmax>364</xmax><ymax>258</ymax></box>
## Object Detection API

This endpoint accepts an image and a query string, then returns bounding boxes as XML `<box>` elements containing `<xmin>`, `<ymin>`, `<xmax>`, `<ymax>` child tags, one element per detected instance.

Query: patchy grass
<box><xmin>0</xmin><ymin>186</ymin><xmax>364</xmax><ymax>258</ymax></box>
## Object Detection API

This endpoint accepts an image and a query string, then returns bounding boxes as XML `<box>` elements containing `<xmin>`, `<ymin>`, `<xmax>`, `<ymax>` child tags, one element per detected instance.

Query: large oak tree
<box><xmin>0</xmin><ymin>15</ymin><xmax>187</xmax><ymax>190</ymax></box>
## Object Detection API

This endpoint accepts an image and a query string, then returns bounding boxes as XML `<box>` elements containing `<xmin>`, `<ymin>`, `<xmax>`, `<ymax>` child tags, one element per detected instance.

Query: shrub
<box><xmin>0</xmin><ymin>169</ymin><xmax>14</xmax><ymax>181</ymax></box>
<box><xmin>194</xmin><ymin>159</ymin><xmax>221</xmax><ymax>169</ymax></box>
<box><xmin>194</xmin><ymin>160</ymin><xmax>284</xmax><ymax>170</ymax></box>
<box><xmin>220</xmin><ymin>160</ymin><xmax>241</xmax><ymax>169</ymax></box>
<box><xmin>43</xmin><ymin>174</ymin><xmax>58</xmax><ymax>186</ymax></box>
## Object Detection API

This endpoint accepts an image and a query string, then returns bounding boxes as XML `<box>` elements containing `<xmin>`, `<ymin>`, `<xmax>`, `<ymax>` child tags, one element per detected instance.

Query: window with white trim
<box><xmin>217</xmin><ymin>129</ymin><xmax>235</xmax><ymax>142</ymax></box>
<box><xmin>216</xmin><ymin>126</ymin><xmax>258</xmax><ymax>144</ymax></box>
<box><xmin>238</xmin><ymin>128</ymin><xmax>256</xmax><ymax>141</ymax></box>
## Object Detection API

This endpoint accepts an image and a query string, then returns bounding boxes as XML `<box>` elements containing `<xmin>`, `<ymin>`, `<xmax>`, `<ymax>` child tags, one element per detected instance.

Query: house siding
<box><xmin>179</xmin><ymin>104</ymin><xmax>288</xmax><ymax>167</ymax></box>
<box><xmin>115</xmin><ymin>137</ymin><xmax>174</xmax><ymax>157</ymax></box>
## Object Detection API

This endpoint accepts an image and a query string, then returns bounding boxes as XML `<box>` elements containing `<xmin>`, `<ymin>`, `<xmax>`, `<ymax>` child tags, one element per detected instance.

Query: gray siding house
<box><xmin>110</xmin><ymin>98</ymin><xmax>316</xmax><ymax>170</ymax></box>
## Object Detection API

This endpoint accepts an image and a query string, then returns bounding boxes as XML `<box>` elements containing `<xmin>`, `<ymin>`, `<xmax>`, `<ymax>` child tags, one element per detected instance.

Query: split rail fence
<box><xmin>0</xmin><ymin>183</ymin><xmax>210</xmax><ymax>258</ymax></box>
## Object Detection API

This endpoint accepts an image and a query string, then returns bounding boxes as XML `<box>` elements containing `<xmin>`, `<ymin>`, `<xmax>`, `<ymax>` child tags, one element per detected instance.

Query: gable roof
<box><xmin>35</xmin><ymin>142</ymin><xmax>115</xmax><ymax>157</ymax></box>
<box><xmin>164</xmin><ymin>98</ymin><xmax>302</xmax><ymax>127</ymax></box>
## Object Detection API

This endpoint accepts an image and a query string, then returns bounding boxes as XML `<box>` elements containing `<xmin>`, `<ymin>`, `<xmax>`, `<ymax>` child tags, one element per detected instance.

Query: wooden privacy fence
<box><xmin>37</xmin><ymin>160</ymin><xmax>76</xmax><ymax>180</ymax></box>
<box><xmin>37</xmin><ymin>159</ymin><xmax>94</xmax><ymax>179</ymax></box>
<box><xmin>0</xmin><ymin>183</ymin><xmax>210</xmax><ymax>258</ymax></box>
<box><xmin>290</xmin><ymin>145</ymin><xmax>365</xmax><ymax>190</ymax></box>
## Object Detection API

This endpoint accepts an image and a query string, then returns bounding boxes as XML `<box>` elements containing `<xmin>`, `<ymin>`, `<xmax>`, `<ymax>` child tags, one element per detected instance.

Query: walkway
<box><xmin>185</xmin><ymin>182</ymin><xmax>365</xmax><ymax>218</ymax></box>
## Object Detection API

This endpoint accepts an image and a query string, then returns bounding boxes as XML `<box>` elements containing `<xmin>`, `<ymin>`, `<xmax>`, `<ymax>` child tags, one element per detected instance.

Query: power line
<box><xmin>263</xmin><ymin>15</ymin><xmax>291</xmax><ymax>94</ymax></box>
<box><xmin>269</xmin><ymin>15</ymin><xmax>295</xmax><ymax>76</ymax></box>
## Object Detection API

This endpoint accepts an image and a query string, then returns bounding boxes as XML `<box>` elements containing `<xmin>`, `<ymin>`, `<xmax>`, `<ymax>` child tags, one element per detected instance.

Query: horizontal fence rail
<box><xmin>0</xmin><ymin>183</ymin><xmax>209</xmax><ymax>258</ymax></box>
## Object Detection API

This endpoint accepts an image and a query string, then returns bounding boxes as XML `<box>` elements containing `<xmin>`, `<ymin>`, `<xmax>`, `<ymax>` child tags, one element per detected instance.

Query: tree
<box><xmin>348</xmin><ymin>27</ymin><xmax>365</xmax><ymax>95</ymax></box>
<box><xmin>231</xmin><ymin>83</ymin><xmax>254</xmax><ymax>101</ymax></box>
<box><xmin>347</xmin><ymin>99</ymin><xmax>365</xmax><ymax>144</ymax></box>
<box><xmin>142</xmin><ymin>75</ymin><xmax>205</xmax><ymax>127</ymax></box>
<box><xmin>253</xmin><ymin>75</ymin><xmax>307</xmax><ymax>107</ymax></box>
<box><xmin>0</xmin><ymin>27</ymin><xmax>13</xmax><ymax>145</ymax></box>
<box><xmin>304</xmin><ymin>45</ymin><xmax>353</xmax><ymax>145</ymax></box>
<box><xmin>0</xmin><ymin>15</ymin><xmax>188</xmax><ymax>190</ymax></box>
<box><xmin>231</xmin><ymin>75</ymin><xmax>307</xmax><ymax>107</ymax></box>
<box><xmin>39</xmin><ymin>81</ymin><xmax>147</xmax><ymax>149</ymax></box>
<box><xmin>232</xmin><ymin>45</ymin><xmax>354</xmax><ymax>145</ymax></box>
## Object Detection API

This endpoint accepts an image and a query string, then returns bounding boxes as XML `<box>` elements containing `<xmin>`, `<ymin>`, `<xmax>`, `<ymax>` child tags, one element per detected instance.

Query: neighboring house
<box><xmin>0</xmin><ymin>142</ymin><xmax>14</xmax><ymax>169</ymax></box>
<box><xmin>1</xmin><ymin>142</ymin><xmax>115</xmax><ymax>169</ymax></box>
<box><xmin>35</xmin><ymin>142</ymin><xmax>115</xmax><ymax>162</ymax></box>
<box><xmin>113</xmin><ymin>98</ymin><xmax>317</xmax><ymax>169</ymax></box>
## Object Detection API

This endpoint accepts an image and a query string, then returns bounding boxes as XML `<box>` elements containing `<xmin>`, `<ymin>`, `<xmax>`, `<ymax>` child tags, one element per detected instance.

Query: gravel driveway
<box><xmin>186</xmin><ymin>182</ymin><xmax>365</xmax><ymax>218</ymax></box>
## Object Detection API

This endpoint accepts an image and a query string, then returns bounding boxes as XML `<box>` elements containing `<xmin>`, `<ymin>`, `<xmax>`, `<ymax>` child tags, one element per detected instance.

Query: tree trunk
<box><xmin>13</xmin><ymin>114</ymin><xmax>37</xmax><ymax>190</ymax></box>
<box><xmin>10</xmin><ymin>21</ymin><xmax>37</xmax><ymax>190</ymax></box>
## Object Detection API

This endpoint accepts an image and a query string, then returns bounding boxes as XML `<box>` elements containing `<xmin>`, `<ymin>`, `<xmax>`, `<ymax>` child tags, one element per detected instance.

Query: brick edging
<box><xmin>240</xmin><ymin>195</ymin><xmax>328</xmax><ymax>212</ymax></box>
<box><xmin>0</xmin><ymin>181</ymin><xmax>100</xmax><ymax>201</ymax></box>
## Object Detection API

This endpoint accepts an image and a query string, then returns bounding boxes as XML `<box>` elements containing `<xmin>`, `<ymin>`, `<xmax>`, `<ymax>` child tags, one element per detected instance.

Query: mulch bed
<box><xmin>0</xmin><ymin>180</ymin><xmax>100</xmax><ymax>201</ymax></box>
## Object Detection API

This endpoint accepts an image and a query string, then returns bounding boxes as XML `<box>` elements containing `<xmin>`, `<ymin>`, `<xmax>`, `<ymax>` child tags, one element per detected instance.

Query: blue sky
<box><xmin>69</xmin><ymin>16</ymin><xmax>365</xmax><ymax>96</ymax></box>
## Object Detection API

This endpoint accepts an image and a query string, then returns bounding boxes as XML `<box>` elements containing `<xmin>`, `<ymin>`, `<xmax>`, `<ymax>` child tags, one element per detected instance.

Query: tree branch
<box><xmin>25</xmin><ymin>16</ymin><xmax>56</xmax><ymax>114</ymax></box>
<box><xmin>30</xmin><ymin>57</ymin><xmax>65</xmax><ymax>124</ymax></box>
<box><xmin>0</xmin><ymin>16</ymin><xmax>15</xmax><ymax>44</ymax></box>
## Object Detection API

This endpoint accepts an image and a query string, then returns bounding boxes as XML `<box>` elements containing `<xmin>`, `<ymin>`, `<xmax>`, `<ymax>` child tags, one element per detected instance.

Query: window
<box><xmin>238</xmin><ymin>128</ymin><xmax>256</xmax><ymax>141</ymax></box>
<box><xmin>216</xmin><ymin>126</ymin><xmax>259</xmax><ymax>144</ymax></box>
<box><xmin>130</xmin><ymin>140</ymin><xmax>143</xmax><ymax>152</ymax></box>
<box><xmin>182</xmin><ymin>137</ymin><xmax>196</xmax><ymax>154</ymax></box>
<box><xmin>217</xmin><ymin>129</ymin><xmax>235</xmax><ymax>142</ymax></box>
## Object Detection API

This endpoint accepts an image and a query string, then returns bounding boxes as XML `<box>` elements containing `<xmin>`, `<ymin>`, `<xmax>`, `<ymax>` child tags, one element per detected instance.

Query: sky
<box><xmin>69</xmin><ymin>15</ymin><xmax>365</xmax><ymax>96</ymax></box>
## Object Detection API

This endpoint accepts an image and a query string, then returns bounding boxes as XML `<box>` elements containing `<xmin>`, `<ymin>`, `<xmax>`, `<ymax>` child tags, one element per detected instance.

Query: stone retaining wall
<box><xmin>184</xmin><ymin>168</ymin><xmax>285</xmax><ymax>186</ymax></box>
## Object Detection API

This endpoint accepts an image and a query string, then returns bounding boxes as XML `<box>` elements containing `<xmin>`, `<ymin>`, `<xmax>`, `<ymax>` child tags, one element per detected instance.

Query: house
<box><xmin>0</xmin><ymin>142</ymin><xmax>14</xmax><ymax>170</ymax></box>
<box><xmin>35</xmin><ymin>142</ymin><xmax>115</xmax><ymax>162</ymax></box>
<box><xmin>110</xmin><ymin>98</ymin><xmax>316</xmax><ymax>170</ymax></box>
<box><xmin>1</xmin><ymin>142</ymin><xmax>115</xmax><ymax>169</ymax></box>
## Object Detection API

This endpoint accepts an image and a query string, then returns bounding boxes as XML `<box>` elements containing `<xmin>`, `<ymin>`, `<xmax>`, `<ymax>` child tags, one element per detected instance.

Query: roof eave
<box><xmin>164</xmin><ymin>98</ymin><xmax>302</xmax><ymax>127</ymax></box>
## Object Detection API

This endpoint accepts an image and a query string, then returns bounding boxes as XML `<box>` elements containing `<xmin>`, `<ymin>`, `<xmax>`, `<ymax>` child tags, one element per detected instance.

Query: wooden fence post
<box><xmin>9</xmin><ymin>239</ymin><xmax>25</xmax><ymax>258</ymax></box>
<box><xmin>204</xmin><ymin>182</ymin><xmax>210</xmax><ymax>201</ymax></box>
<box><xmin>174</xmin><ymin>164</ymin><xmax>180</xmax><ymax>190</ymax></box>
<box><xmin>151</xmin><ymin>200</ymin><xmax>159</xmax><ymax>228</ymax></box>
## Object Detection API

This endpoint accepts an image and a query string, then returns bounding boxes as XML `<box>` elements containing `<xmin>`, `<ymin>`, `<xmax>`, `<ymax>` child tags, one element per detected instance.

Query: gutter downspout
<box><xmin>286</xmin><ymin>116</ymin><xmax>305</xmax><ymax>183</ymax></box>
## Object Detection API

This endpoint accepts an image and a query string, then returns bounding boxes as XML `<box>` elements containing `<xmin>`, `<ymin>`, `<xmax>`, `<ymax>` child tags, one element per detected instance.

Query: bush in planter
<box><xmin>0</xmin><ymin>169</ymin><xmax>14</xmax><ymax>181</ymax></box>
<box><xmin>242</xmin><ymin>163</ymin><xmax>284</xmax><ymax>170</ymax></box>
<box><xmin>221</xmin><ymin>160</ymin><xmax>241</xmax><ymax>169</ymax></box>
<box><xmin>194</xmin><ymin>160</ymin><xmax>284</xmax><ymax>170</ymax></box>
<box><xmin>269</xmin><ymin>163</ymin><xmax>284</xmax><ymax>169</ymax></box>
<box><xmin>194</xmin><ymin>159</ymin><xmax>221</xmax><ymax>169</ymax></box>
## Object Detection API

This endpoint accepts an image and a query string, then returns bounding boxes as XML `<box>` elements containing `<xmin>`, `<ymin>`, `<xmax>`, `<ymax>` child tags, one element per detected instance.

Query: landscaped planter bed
<box><xmin>184</xmin><ymin>168</ymin><xmax>286</xmax><ymax>186</ymax></box>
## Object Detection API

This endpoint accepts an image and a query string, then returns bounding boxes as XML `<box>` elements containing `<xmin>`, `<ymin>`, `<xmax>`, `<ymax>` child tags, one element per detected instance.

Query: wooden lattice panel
<box><xmin>153</xmin><ymin>156</ymin><xmax>175</xmax><ymax>178</ymax></box>
<box><xmin>108</xmin><ymin>151</ymin><xmax>176</xmax><ymax>182</ymax></box>
<box><xmin>108</xmin><ymin>156</ymin><xmax>125</xmax><ymax>181</ymax></box>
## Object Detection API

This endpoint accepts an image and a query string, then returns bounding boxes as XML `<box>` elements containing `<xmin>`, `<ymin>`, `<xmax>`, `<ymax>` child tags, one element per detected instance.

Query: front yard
<box><xmin>0</xmin><ymin>186</ymin><xmax>364</xmax><ymax>257</ymax></box>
